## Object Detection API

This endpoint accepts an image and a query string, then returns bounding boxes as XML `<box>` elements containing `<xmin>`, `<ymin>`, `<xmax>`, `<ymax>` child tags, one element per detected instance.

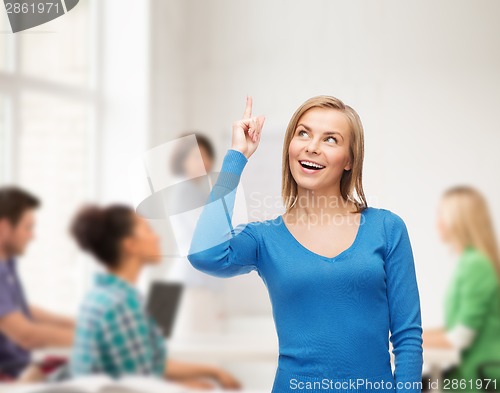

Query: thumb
<box><xmin>256</xmin><ymin>115</ymin><xmax>266</xmax><ymax>129</ymax></box>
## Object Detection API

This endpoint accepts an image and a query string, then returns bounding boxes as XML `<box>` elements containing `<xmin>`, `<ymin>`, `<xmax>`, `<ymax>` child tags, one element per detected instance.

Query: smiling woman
<box><xmin>292</xmin><ymin>115</ymin><xmax>350</xmax><ymax>178</ymax></box>
<box><xmin>281</xmin><ymin>96</ymin><xmax>366</xmax><ymax>214</ymax></box>
<box><xmin>187</xmin><ymin>95</ymin><xmax>423</xmax><ymax>393</ymax></box>
<box><xmin>280</xmin><ymin>97</ymin><xmax>367</xmax><ymax>260</ymax></box>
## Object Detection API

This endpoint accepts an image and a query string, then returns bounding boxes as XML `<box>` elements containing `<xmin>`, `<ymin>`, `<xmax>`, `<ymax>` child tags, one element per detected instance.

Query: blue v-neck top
<box><xmin>188</xmin><ymin>149</ymin><xmax>423</xmax><ymax>393</ymax></box>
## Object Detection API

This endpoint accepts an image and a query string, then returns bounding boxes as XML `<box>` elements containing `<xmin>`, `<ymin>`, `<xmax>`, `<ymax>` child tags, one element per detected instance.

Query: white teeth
<box><xmin>300</xmin><ymin>160</ymin><xmax>325</xmax><ymax>169</ymax></box>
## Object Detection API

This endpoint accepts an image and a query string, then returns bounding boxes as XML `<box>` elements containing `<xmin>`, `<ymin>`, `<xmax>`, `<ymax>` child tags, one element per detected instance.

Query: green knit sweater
<box><xmin>444</xmin><ymin>246</ymin><xmax>500</xmax><ymax>392</ymax></box>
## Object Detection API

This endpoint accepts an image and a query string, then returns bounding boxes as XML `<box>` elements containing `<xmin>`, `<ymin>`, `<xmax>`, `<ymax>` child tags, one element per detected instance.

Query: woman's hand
<box><xmin>212</xmin><ymin>368</ymin><xmax>242</xmax><ymax>390</ymax></box>
<box><xmin>422</xmin><ymin>328</ymin><xmax>453</xmax><ymax>349</ymax></box>
<box><xmin>177</xmin><ymin>378</ymin><xmax>217</xmax><ymax>390</ymax></box>
<box><xmin>231</xmin><ymin>95</ymin><xmax>265</xmax><ymax>159</ymax></box>
<box><xmin>165</xmin><ymin>359</ymin><xmax>241</xmax><ymax>390</ymax></box>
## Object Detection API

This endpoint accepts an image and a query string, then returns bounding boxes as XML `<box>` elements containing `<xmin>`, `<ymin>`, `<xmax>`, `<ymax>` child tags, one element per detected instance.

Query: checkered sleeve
<box><xmin>70</xmin><ymin>305</ymin><xmax>104</xmax><ymax>376</ymax></box>
<box><xmin>99</xmin><ymin>300</ymin><xmax>161</xmax><ymax>376</ymax></box>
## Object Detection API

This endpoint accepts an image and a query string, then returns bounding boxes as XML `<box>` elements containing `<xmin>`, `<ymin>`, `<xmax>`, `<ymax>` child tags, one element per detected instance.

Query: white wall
<box><xmin>79</xmin><ymin>0</ymin><xmax>152</xmax><ymax>297</ymax></box>
<box><xmin>149</xmin><ymin>0</ymin><xmax>500</xmax><ymax>329</ymax></box>
<box><xmin>98</xmin><ymin>0</ymin><xmax>150</xmax><ymax>203</ymax></box>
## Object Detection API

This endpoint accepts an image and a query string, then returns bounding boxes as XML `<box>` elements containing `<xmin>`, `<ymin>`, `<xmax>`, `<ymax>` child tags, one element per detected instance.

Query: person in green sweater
<box><xmin>423</xmin><ymin>185</ymin><xmax>500</xmax><ymax>392</ymax></box>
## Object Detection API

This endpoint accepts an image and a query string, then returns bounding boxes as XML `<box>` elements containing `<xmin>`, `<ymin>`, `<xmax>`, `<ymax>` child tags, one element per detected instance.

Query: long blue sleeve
<box><xmin>384</xmin><ymin>213</ymin><xmax>424</xmax><ymax>393</ymax></box>
<box><xmin>187</xmin><ymin>149</ymin><xmax>260</xmax><ymax>278</ymax></box>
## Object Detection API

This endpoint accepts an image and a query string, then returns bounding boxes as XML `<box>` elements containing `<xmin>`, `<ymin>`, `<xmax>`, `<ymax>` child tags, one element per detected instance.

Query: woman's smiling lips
<box><xmin>298</xmin><ymin>160</ymin><xmax>326</xmax><ymax>174</ymax></box>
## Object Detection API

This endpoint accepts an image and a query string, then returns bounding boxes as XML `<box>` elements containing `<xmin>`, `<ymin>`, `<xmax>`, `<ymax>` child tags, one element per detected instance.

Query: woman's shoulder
<box><xmin>239</xmin><ymin>208</ymin><xmax>407</xmax><ymax>229</ymax></box>
<box><xmin>79</xmin><ymin>286</ymin><xmax>136</xmax><ymax>320</ymax></box>
<box><xmin>459</xmin><ymin>246</ymin><xmax>496</xmax><ymax>273</ymax></box>
<box><xmin>457</xmin><ymin>247</ymin><xmax>500</xmax><ymax>289</ymax></box>
<box><xmin>234</xmin><ymin>208</ymin><xmax>409</xmax><ymax>238</ymax></box>
<box><xmin>233</xmin><ymin>216</ymin><xmax>282</xmax><ymax>237</ymax></box>
<box><xmin>363</xmin><ymin>206</ymin><xmax>408</xmax><ymax>230</ymax></box>
<box><xmin>362</xmin><ymin>207</ymin><xmax>413</xmax><ymax>252</ymax></box>
<box><xmin>461</xmin><ymin>246</ymin><xmax>490</xmax><ymax>261</ymax></box>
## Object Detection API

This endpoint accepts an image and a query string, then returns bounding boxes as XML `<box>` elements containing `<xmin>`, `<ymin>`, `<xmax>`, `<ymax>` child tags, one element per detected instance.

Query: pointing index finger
<box><xmin>243</xmin><ymin>95</ymin><xmax>253</xmax><ymax>119</ymax></box>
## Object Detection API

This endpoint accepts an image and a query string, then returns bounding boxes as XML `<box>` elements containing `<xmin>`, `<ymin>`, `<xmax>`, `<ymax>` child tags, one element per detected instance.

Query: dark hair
<box><xmin>170</xmin><ymin>132</ymin><xmax>215</xmax><ymax>176</ymax></box>
<box><xmin>70</xmin><ymin>204</ymin><xmax>135</xmax><ymax>269</ymax></box>
<box><xmin>0</xmin><ymin>186</ymin><xmax>40</xmax><ymax>226</ymax></box>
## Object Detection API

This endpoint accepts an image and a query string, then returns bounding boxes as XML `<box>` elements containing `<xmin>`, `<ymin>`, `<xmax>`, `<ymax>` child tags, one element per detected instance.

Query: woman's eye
<box><xmin>325</xmin><ymin>136</ymin><xmax>337</xmax><ymax>143</ymax></box>
<box><xmin>298</xmin><ymin>130</ymin><xmax>308</xmax><ymax>137</ymax></box>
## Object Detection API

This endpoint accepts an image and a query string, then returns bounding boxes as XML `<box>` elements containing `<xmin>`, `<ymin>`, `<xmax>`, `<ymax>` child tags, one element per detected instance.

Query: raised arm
<box><xmin>187</xmin><ymin>96</ymin><xmax>266</xmax><ymax>278</ymax></box>
<box><xmin>384</xmin><ymin>212</ymin><xmax>423</xmax><ymax>393</ymax></box>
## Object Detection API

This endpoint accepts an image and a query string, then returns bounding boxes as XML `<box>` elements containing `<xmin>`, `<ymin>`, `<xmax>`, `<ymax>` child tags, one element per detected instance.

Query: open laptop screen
<box><xmin>146</xmin><ymin>281</ymin><xmax>184</xmax><ymax>338</ymax></box>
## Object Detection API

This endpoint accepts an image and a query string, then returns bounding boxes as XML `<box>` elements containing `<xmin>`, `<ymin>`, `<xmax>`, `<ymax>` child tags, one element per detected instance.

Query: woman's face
<box><xmin>183</xmin><ymin>145</ymin><xmax>213</xmax><ymax>178</ymax></box>
<box><xmin>436</xmin><ymin>201</ymin><xmax>450</xmax><ymax>244</ymax></box>
<box><xmin>125</xmin><ymin>214</ymin><xmax>163</xmax><ymax>264</ymax></box>
<box><xmin>288</xmin><ymin>108</ymin><xmax>352</xmax><ymax>195</ymax></box>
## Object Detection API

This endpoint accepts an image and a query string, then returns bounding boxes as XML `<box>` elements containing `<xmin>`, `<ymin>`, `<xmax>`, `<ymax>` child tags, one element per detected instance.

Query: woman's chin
<box><xmin>146</xmin><ymin>255</ymin><xmax>163</xmax><ymax>265</ymax></box>
<box><xmin>293</xmin><ymin>177</ymin><xmax>324</xmax><ymax>192</ymax></box>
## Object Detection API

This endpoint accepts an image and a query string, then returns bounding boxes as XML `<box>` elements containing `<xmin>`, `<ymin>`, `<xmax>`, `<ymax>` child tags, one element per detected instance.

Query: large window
<box><xmin>0</xmin><ymin>1</ymin><xmax>99</xmax><ymax>315</ymax></box>
<box><xmin>0</xmin><ymin>96</ymin><xmax>9</xmax><ymax>183</ymax></box>
<box><xmin>0</xmin><ymin>12</ymin><xmax>9</xmax><ymax>72</ymax></box>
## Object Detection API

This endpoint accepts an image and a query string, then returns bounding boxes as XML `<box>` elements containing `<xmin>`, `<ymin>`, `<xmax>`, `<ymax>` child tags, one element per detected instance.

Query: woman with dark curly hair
<box><xmin>69</xmin><ymin>204</ymin><xmax>241</xmax><ymax>390</ymax></box>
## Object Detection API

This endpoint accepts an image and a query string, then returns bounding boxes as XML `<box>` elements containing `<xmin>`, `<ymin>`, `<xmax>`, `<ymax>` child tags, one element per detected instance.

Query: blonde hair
<box><xmin>440</xmin><ymin>185</ymin><xmax>500</xmax><ymax>282</ymax></box>
<box><xmin>281</xmin><ymin>95</ymin><xmax>367</xmax><ymax>213</ymax></box>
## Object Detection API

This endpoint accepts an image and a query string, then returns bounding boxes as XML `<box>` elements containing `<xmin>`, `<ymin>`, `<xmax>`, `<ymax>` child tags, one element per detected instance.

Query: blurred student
<box><xmin>423</xmin><ymin>186</ymin><xmax>500</xmax><ymax>392</ymax></box>
<box><xmin>137</xmin><ymin>132</ymin><xmax>225</xmax><ymax>336</ymax></box>
<box><xmin>168</xmin><ymin>132</ymin><xmax>220</xmax><ymax>289</ymax></box>
<box><xmin>69</xmin><ymin>204</ymin><xmax>241</xmax><ymax>390</ymax></box>
<box><xmin>166</xmin><ymin>133</ymin><xmax>228</xmax><ymax>336</ymax></box>
<box><xmin>0</xmin><ymin>186</ymin><xmax>74</xmax><ymax>381</ymax></box>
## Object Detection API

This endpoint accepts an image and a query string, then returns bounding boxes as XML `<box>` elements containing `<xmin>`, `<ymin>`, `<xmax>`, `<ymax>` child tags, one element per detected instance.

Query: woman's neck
<box><xmin>452</xmin><ymin>243</ymin><xmax>467</xmax><ymax>256</ymax></box>
<box><xmin>0</xmin><ymin>244</ymin><xmax>12</xmax><ymax>261</ymax></box>
<box><xmin>111</xmin><ymin>257</ymin><xmax>142</xmax><ymax>285</ymax></box>
<box><xmin>291</xmin><ymin>187</ymin><xmax>357</xmax><ymax>219</ymax></box>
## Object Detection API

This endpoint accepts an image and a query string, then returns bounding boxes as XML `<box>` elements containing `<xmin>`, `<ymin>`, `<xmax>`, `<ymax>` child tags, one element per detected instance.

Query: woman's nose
<box><xmin>305</xmin><ymin>138</ymin><xmax>321</xmax><ymax>154</ymax></box>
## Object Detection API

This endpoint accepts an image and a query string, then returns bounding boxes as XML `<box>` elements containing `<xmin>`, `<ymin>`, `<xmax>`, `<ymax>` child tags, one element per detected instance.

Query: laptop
<box><xmin>146</xmin><ymin>281</ymin><xmax>184</xmax><ymax>338</ymax></box>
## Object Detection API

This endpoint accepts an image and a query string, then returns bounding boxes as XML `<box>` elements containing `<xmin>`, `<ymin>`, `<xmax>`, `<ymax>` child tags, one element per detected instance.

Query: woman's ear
<box><xmin>344</xmin><ymin>161</ymin><xmax>352</xmax><ymax>171</ymax></box>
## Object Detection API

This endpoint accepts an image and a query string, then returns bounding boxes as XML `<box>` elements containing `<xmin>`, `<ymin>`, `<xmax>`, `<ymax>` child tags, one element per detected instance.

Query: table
<box><xmin>422</xmin><ymin>347</ymin><xmax>461</xmax><ymax>393</ymax></box>
<box><xmin>167</xmin><ymin>333</ymin><xmax>279</xmax><ymax>362</ymax></box>
<box><xmin>30</xmin><ymin>335</ymin><xmax>461</xmax><ymax>393</ymax></box>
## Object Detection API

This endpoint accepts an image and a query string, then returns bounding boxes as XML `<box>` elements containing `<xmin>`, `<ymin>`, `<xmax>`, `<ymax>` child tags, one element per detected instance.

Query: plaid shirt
<box><xmin>70</xmin><ymin>273</ymin><xmax>166</xmax><ymax>378</ymax></box>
